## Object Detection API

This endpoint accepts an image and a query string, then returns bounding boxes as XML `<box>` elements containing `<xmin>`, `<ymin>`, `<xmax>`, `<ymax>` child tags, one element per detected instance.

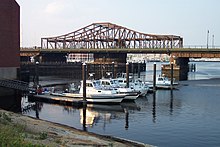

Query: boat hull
<box><xmin>56</xmin><ymin>92</ymin><xmax>125</xmax><ymax>103</ymax></box>
<box><xmin>122</xmin><ymin>92</ymin><xmax>139</xmax><ymax>101</ymax></box>
<box><xmin>148</xmin><ymin>84</ymin><xmax>178</xmax><ymax>90</ymax></box>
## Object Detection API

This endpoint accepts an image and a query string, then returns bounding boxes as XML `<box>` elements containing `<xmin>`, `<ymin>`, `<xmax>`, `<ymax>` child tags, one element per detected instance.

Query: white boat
<box><xmin>148</xmin><ymin>75</ymin><xmax>178</xmax><ymax>89</ymax></box>
<box><xmin>99</xmin><ymin>78</ymin><xmax>139</xmax><ymax>101</ymax></box>
<box><xmin>60</xmin><ymin>80</ymin><xmax>126</xmax><ymax>103</ymax></box>
<box><xmin>130</xmin><ymin>79</ymin><xmax>149</xmax><ymax>96</ymax></box>
<box><xmin>115</xmin><ymin>76</ymin><xmax>149</xmax><ymax>96</ymax></box>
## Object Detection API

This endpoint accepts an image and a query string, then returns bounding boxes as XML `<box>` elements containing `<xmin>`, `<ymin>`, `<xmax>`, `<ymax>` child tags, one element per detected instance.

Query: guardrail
<box><xmin>183</xmin><ymin>45</ymin><xmax>220</xmax><ymax>49</ymax></box>
<box><xmin>0</xmin><ymin>78</ymin><xmax>29</xmax><ymax>91</ymax></box>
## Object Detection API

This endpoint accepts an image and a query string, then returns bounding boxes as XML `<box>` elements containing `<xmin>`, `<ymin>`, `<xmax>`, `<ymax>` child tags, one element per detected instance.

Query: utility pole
<box><xmin>212</xmin><ymin>35</ymin><xmax>215</xmax><ymax>48</ymax></box>
<box><xmin>207</xmin><ymin>30</ymin><xmax>209</xmax><ymax>49</ymax></box>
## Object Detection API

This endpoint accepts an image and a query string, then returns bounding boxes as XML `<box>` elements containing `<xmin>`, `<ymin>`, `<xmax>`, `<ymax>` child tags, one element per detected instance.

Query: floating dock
<box><xmin>29</xmin><ymin>94</ymin><xmax>84</xmax><ymax>108</ymax></box>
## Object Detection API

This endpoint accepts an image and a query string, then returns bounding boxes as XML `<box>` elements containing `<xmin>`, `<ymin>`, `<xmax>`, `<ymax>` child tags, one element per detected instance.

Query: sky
<box><xmin>16</xmin><ymin>0</ymin><xmax>220</xmax><ymax>48</ymax></box>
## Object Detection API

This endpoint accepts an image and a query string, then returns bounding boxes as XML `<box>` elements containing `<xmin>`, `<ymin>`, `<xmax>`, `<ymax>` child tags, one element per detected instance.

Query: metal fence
<box><xmin>0</xmin><ymin>78</ymin><xmax>29</xmax><ymax>91</ymax></box>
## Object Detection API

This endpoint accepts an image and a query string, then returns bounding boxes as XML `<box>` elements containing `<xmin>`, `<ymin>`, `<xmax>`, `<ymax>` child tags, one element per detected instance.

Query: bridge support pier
<box><xmin>176</xmin><ymin>57</ymin><xmax>189</xmax><ymax>81</ymax></box>
<box><xmin>162</xmin><ymin>57</ymin><xmax>189</xmax><ymax>81</ymax></box>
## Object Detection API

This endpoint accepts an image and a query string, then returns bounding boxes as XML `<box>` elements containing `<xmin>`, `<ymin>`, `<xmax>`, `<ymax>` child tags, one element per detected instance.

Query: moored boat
<box><xmin>148</xmin><ymin>75</ymin><xmax>179</xmax><ymax>90</ymax></box>
<box><xmin>99</xmin><ymin>78</ymin><xmax>139</xmax><ymax>101</ymax></box>
<box><xmin>52</xmin><ymin>80</ymin><xmax>126</xmax><ymax>103</ymax></box>
<box><xmin>115</xmin><ymin>76</ymin><xmax>149</xmax><ymax>96</ymax></box>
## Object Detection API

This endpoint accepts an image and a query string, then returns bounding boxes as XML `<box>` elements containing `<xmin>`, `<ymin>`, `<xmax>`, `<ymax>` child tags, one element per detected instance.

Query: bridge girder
<box><xmin>41</xmin><ymin>22</ymin><xmax>183</xmax><ymax>49</ymax></box>
<box><xmin>20</xmin><ymin>48</ymin><xmax>220</xmax><ymax>58</ymax></box>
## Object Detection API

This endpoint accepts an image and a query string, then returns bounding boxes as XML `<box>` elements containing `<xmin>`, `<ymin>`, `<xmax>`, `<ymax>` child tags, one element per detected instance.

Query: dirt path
<box><xmin>0</xmin><ymin>109</ymin><xmax>152</xmax><ymax>147</ymax></box>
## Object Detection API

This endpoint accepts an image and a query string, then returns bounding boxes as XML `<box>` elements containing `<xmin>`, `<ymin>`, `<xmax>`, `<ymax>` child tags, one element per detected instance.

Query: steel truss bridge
<box><xmin>20</xmin><ymin>22</ymin><xmax>220</xmax><ymax>58</ymax></box>
<box><xmin>41</xmin><ymin>22</ymin><xmax>183</xmax><ymax>49</ymax></box>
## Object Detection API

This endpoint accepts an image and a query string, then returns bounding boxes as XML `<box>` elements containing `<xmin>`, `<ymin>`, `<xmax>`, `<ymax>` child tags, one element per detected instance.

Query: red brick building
<box><xmin>0</xmin><ymin>0</ymin><xmax>20</xmax><ymax>79</ymax></box>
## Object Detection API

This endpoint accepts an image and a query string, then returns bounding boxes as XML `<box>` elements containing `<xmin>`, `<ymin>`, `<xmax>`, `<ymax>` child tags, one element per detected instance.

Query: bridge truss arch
<box><xmin>41</xmin><ymin>22</ymin><xmax>183</xmax><ymax>49</ymax></box>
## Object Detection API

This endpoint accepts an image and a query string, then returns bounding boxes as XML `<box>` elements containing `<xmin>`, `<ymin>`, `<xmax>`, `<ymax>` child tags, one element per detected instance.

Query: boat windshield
<box><xmin>109</xmin><ymin>80</ymin><xmax>114</xmax><ymax>84</ymax></box>
<box><xmin>93</xmin><ymin>81</ymin><xmax>101</xmax><ymax>87</ymax></box>
<box><xmin>118</xmin><ymin>79</ymin><xmax>125</xmax><ymax>83</ymax></box>
<box><xmin>158</xmin><ymin>78</ymin><xmax>164</xmax><ymax>81</ymax></box>
<box><xmin>136</xmin><ymin>79</ymin><xmax>142</xmax><ymax>83</ymax></box>
<box><xmin>112</xmin><ymin>79</ymin><xmax>119</xmax><ymax>84</ymax></box>
<box><xmin>101</xmin><ymin>81</ymin><xmax>111</xmax><ymax>86</ymax></box>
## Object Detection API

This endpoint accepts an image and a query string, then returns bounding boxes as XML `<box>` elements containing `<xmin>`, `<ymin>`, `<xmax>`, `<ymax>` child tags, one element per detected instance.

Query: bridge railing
<box><xmin>0</xmin><ymin>78</ymin><xmax>29</xmax><ymax>91</ymax></box>
<box><xmin>183</xmin><ymin>45</ymin><xmax>220</xmax><ymax>49</ymax></box>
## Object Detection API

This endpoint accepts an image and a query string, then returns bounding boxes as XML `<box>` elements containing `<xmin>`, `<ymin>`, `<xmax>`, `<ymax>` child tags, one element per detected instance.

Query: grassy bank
<box><xmin>0</xmin><ymin>109</ymin><xmax>150</xmax><ymax>147</ymax></box>
<box><xmin>0</xmin><ymin>112</ymin><xmax>46</xmax><ymax>146</ymax></box>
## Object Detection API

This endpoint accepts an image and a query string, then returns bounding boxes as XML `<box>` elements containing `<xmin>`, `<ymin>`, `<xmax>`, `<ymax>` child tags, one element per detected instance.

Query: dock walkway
<box><xmin>29</xmin><ymin>94</ymin><xmax>84</xmax><ymax>108</ymax></box>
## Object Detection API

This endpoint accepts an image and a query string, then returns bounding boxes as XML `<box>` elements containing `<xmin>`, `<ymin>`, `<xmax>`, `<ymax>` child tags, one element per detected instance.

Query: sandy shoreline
<box><xmin>0</xmin><ymin>109</ymin><xmax>152</xmax><ymax>147</ymax></box>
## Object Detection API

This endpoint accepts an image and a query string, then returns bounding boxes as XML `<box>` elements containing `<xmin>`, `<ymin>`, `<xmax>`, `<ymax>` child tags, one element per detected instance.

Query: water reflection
<box><xmin>35</xmin><ymin>102</ymin><xmax>40</xmax><ymax>119</ymax></box>
<box><xmin>21</xmin><ymin>89</ymin><xmax>185</xmax><ymax>146</ymax></box>
<box><xmin>170</xmin><ymin>90</ymin><xmax>174</xmax><ymax>115</ymax></box>
<box><xmin>22</xmin><ymin>91</ymin><xmax>181</xmax><ymax>129</ymax></box>
<box><xmin>82</xmin><ymin>104</ymin><xmax>87</xmax><ymax>131</ymax></box>
<box><xmin>80</xmin><ymin>104</ymin><xmax>124</xmax><ymax>129</ymax></box>
<box><xmin>21</xmin><ymin>96</ymin><xmax>43</xmax><ymax>119</ymax></box>
<box><xmin>121</xmin><ymin>102</ymin><xmax>141</xmax><ymax>129</ymax></box>
<box><xmin>124</xmin><ymin>108</ymin><xmax>129</xmax><ymax>129</ymax></box>
<box><xmin>79</xmin><ymin>102</ymin><xmax>141</xmax><ymax>131</ymax></box>
<box><xmin>152</xmin><ymin>92</ymin><xmax>156</xmax><ymax>123</ymax></box>
<box><xmin>19</xmin><ymin>62</ymin><xmax>220</xmax><ymax>146</ymax></box>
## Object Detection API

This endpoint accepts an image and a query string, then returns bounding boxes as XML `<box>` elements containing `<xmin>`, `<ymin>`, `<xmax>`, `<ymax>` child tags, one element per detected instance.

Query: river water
<box><xmin>22</xmin><ymin>62</ymin><xmax>220</xmax><ymax>147</ymax></box>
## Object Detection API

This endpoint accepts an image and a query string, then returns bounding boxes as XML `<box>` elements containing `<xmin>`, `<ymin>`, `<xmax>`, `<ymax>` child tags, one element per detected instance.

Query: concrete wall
<box><xmin>0</xmin><ymin>67</ymin><xmax>17</xmax><ymax>79</ymax></box>
<box><xmin>0</xmin><ymin>87</ymin><xmax>15</xmax><ymax>96</ymax></box>
<box><xmin>0</xmin><ymin>0</ymin><xmax>20</xmax><ymax>79</ymax></box>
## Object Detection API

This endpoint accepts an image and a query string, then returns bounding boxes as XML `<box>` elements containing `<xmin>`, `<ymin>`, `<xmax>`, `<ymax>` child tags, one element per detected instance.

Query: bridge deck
<box><xmin>20</xmin><ymin>48</ymin><xmax>220</xmax><ymax>58</ymax></box>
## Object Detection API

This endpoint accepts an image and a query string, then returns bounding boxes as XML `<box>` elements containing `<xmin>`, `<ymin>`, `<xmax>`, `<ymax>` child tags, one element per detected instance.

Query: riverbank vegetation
<box><xmin>0</xmin><ymin>112</ymin><xmax>45</xmax><ymax>146</ymax></box>
<box><xmin>0</xmin><ymin>109</ymin><xmax>149</xmax><ymax>147</ymax></box>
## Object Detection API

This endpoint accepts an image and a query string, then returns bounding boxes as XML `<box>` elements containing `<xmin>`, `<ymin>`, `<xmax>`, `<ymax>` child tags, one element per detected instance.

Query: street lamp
<box><xmin>207</xmin><ymin>30</ymin><xmax>209</xmax><ymax>49</ymax></box>
<box><xmin>212</xmin><ymin>35</ymin><xmax>215</xmax><ymax>48</ymax></box>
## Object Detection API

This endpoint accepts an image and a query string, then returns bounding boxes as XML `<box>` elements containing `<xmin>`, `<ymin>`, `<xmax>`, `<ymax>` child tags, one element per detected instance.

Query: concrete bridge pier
<box><xmin>176</xmin><ymin>57</ymin><xmax>189</xmax><ymax>81</ymax></box>
<box><xmin>162</xmin><ymin>56</ymin><xmax>189</xmax><ymax>81</ymax></box>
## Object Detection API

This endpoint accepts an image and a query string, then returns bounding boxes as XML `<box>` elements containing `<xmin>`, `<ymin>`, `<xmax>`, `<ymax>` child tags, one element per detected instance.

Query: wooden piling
<box><xmin>193</xmin><ymin>64</ymin><xmax>196</xmax><ymax>72</ymax></box>
<box><xmin>35</xmin><ymin>61</ymin><xmax>39</xmax><ymax>86</ymax></box>
<box><xmin>153</xmin><ymin>63</ymin><xmax>156</xmax><ymax>92</ymax></box>
<box><xmin>171</xmin><ymin>63</ymin><xmax>174</xmax><ymax>90</ymax></box>
<box><xmin>126</xmin><ymin>62</ymin><xmax>129</xmax><ymax>88</ymax></box>
<box><xmin>131</xmin><ymin>62</ymin><xmax>134</xmax><ymax>81</ymax></box>
<box><xmin>82</xmin><ymin>63</ymin><xmax>87</xmax><ymax>103</ymax></box>
<box><xmin>112</xmin><ymin>62</ymin><xmax>115</xmax><ymax>78</ymax></box>
<box><xmin>138</xmin><ymin>62</ymin><xmax>140</xmax><ymax>78</ymax></box>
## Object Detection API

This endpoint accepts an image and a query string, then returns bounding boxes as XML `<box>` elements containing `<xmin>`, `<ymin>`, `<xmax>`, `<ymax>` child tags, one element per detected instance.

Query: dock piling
<box><xmin>153</xmin><ymin>63</ymin><xmax>156</xmax><ymax>92</ymax></box>
<box><xmin>171</xmin><ymin>63</ymin><xmax>174</xmax><ymax>90</ymax></box>
<box><xmin>34</xmin><ymin>61</ymin><xmax>40</xmax><ymax>94</ymax></box>
<box><xmin>112</xmin><ymin>62</ymin><xmax>115</xmax><ymax>78</ymax></box>
<box><xmin>82</xmin><ymin>104</ymin><xmax>87</xmax><ymax>131</ymax></box>
<box><xmin>34</xmin><ymin>61</ymin><xmax>39</xmax><ymax>86</ymax></box>
<box><xmin>131</xmin><ymin>62</ymin><xmax>134</xmax><ymax>81</ymax></box>
<box><xmin>82</xmin><ymin>63</ymin><xmax>87</xmax><ymax>104</ymax></box>
<box><xmin>138</xmin><ymin>61</ymin><xmax>140</xmax><ymax>78</ymax></box>
<box><xmin>126</xmin><ymin>62</ymin><xmax>129</xmax><ymax>88</ymax></box>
